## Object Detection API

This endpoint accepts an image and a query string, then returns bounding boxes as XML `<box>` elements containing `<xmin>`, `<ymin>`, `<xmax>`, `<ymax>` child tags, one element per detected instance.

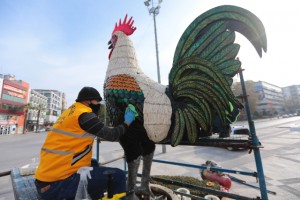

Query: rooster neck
<box><xmin>106</xmin><ymin>32</ymin><xmax>143</xmax><ymax>78</ymax></box>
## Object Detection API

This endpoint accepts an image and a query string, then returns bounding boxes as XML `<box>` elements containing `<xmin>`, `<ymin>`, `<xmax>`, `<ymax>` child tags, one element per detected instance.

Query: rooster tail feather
<box><xmin>171</xmin><ymin>108</ymin><xmax>186</xmax><ymax>146</ymax></box>
<box><xmin>167</xmin><ymin>5</ymin><xmax>267</xmax><ymax>146</ymax></box>
<box><xmin>183</xmin><ymin>108</ymin><xmax>199</xmax><ymax>144</ymax></box>
<box><xmin>173</xmin><ymin>5</ymin><xmax>267</xmax><ymax>64</ymax></box>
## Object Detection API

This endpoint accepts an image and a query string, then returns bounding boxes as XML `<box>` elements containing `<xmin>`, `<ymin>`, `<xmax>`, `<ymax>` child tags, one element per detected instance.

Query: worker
<box><xmin>35</xmin><ymin>86</ymin><xmax>136</xmax><ymax>200</ymax></box>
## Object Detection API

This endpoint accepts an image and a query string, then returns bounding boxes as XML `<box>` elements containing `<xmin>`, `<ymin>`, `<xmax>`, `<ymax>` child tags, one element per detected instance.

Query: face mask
<box><xmin>89</xmin><ymin>103</ymin><xmax>101</xmax><ymax>114</ymax></box>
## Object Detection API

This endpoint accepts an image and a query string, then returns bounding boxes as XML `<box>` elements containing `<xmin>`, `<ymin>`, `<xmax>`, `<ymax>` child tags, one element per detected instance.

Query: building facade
<box><xmin>61</xmin><ymin>92</ymin><xmax>67</xmax><ymax>112</ymax></box>
<box><xmin>0</xmin><ymin>74</ymin><xmax>29</xmax><ymax>134</ymax></box>
<box><xmin>282</xmin><ymin>85</ymin><xmax>300</xmax><ymax>112</ymax></box>
<box><xmin>254</xmin><ymin>81</ymin><xmax>285</xmax><ymax>115</ymax></box>
<box><xmin>27</xmin><ymin>89</ymin><xmax>48</xmax><ymax>131</ymax></box>
<box><xmin>34</xmin><ymin>89</ymin><xmax>64</xmax><ymax>123</ymax></box>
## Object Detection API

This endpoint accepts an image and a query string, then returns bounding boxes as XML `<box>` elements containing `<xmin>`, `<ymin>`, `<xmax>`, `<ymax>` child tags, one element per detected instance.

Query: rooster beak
<box><xmin>108</xmin><ymin>35</ymin><xmax>117</xmax><ymax>59</ymax></box>
<box><xmin>108</xmin><ymin>35</ymin><xmax>117</xmax><ymax>50</ymax></box>
<box><xmin>108</xmin><ymin>40</ymin><xmax>113</xmax><ymax>49</ymax></box>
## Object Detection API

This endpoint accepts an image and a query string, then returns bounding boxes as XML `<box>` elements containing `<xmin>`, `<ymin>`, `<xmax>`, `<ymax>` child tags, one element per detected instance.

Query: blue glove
<box><xmin>124</xmin><ymin>106</ymin><xmax>136</xmax><ymax>125</ymax></box>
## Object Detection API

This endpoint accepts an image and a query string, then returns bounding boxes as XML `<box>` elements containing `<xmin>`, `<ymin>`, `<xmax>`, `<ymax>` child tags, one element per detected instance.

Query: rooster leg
<box><xmin>127</xmin><ymin>156</ymin><xmax>141</xmax><ymax>200</ymax></box>
<box><xmin>136</xmin><ymin>152</ymin><xmax>155</xmax><ymax>198</ymax></box>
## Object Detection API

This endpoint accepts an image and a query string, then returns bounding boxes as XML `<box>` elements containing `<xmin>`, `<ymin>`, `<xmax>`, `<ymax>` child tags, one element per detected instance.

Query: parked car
<box><xmin>231</xmin><ymin>125</ymin><xmax>250</xmax><ymax>136</ymax></box>
<box><xmin>226</xmin><ymin>125</ymin><xmax>250</xmax><ymax>151</ymax></box>
<box><xmin>36</xmin><ymin>128</ymin><xmax>46</xmax><ymax>133</ymax></box>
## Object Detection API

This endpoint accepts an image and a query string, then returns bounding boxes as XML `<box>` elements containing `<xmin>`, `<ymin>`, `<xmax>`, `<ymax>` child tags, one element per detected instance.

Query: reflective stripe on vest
<box><xmin>51</xmin><ymin>128</ymin><xmax>95</xmax><ymax>139</ymax></box>
<box><xmin>42</xmin><ymin>144</ymin><xmax>92</xmax><ymax>165</ymax></box>
<box><xmin>42</xmin><ymin>148</ymin><xmax>74</xmax><ymax>155</ymax></box>
<box><xmin>44</xmin><ymin>128</ymin><xmax>94</xmax><ymax>165</ymax></box>
<box><xmin>72</xmin><ymin>145</ymin><xmax>92</xmax><ymax>165</ymax></box>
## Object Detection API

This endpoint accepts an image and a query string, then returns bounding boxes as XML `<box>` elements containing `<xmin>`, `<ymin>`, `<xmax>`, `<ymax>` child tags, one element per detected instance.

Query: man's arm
<box><xmin>78</xmin><ymin>112</ymin><xmax>128</xmax><ymax>141</ymax></box>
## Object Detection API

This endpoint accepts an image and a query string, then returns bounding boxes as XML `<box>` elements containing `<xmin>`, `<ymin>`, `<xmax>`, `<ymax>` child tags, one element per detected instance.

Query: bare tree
<box><xmin>22</xmin><ymin>103</ymin><xmax>32</xmax><ymax>134</ymax></box>
<box><xmin>32</xmin><ymin>104</ymin><xmax>47</xmax><ymax>132</ymax></box>
<box><xmin>232</xmin><ymin>80</ymin><xmax>259</xmax><ymax>120</ymax></box>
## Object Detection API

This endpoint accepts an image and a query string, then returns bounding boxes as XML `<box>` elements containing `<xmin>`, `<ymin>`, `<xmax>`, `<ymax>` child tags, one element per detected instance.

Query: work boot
<box><xmin>136</xmin><ymin>152</ymin><xmax>155</xmax><ymax>198</ymax></box>
<box><xmin>127</xmin><ymin>156</ymin><xmax>141</xmax><ymax>200</ymax></box>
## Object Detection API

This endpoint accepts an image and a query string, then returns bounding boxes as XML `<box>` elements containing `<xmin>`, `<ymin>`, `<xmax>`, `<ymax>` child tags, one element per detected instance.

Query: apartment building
<box><xmin>34</xmin><ymin>89</ymin><xmax>64</xmax><ymax>123</ymax></box>
<box><xmin>254</xmin><ymin>81</ymin><xmax>285</xmax><ymax>115</ymax></box>
<box><xmin>26</xmin><ymin>89</ymin><xmax>48</xmax><ymax>131</ymax></box>
<box><xmin>282</xmin><ymin>85</ymin><xmax>300</xmax><ymax>112</ymax></box>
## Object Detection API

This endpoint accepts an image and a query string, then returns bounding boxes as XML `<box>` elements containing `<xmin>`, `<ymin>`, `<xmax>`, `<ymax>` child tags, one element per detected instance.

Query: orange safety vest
<box><xmin>35</xmin><ymin>102</ymin><xmax>95</xmax><ymax>182</ymax></box>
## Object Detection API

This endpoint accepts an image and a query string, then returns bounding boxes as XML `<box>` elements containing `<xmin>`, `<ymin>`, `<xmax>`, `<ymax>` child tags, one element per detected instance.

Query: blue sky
<box><xmin>1</xmin><ymin>0</ymin><xmax>299</xmax><ymax>106</ymax></box>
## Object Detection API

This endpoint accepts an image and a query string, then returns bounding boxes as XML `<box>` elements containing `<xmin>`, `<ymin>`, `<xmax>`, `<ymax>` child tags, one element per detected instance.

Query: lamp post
<box><xmin>144</xmin><ymin>0</ymin><xmax>162</xmax><ymax>84</ymax></box>
<box><xmin>144</xmin><ymin>0</ymin><xmax>166</xmax><ymax>153</ymax></box>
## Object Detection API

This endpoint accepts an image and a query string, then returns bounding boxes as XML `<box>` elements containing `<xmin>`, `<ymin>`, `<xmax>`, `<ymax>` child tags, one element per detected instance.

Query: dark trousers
<box><xmin>35</xmin><ymin>166</ymin><xmax>126</xmax><ymax>200</ymax></box>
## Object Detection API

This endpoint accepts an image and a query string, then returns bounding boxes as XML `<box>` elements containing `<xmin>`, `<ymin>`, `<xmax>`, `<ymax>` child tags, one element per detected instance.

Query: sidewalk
<box><xmin>1</xmin><ymin>118</ymin><xmax>300</xmax><ymax>199</ymax></box>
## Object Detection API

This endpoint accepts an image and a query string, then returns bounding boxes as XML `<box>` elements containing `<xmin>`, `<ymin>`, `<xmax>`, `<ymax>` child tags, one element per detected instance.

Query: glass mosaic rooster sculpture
<box><xmin>104</xmin><ymin>5</ymin><xmax>267</xmax><ymax>199</ymax></box>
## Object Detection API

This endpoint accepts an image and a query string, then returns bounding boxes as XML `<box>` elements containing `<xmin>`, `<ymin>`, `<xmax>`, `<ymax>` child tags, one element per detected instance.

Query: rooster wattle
<box><xmin>104</xmin><ymin>5</ymin><xmax>267</xmax><ymax>199</ymax></box>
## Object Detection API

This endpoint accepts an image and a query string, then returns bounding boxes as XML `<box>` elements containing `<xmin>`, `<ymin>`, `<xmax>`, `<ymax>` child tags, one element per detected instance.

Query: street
<box><xmin>1</xmin><ymin>116</ymin><xmax>300</xmax><ymax>199</ymax></box>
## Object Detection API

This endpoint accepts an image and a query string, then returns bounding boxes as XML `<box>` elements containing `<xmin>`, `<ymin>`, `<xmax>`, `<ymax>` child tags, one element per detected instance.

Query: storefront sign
<box><xmin>2</xmin><ymin>84</ymin><xmax>26</xmax><ymax>99</ymax></box>
<box><xmin>3</xmin><ymin>84</ymin><xmax>25</xmax><ymax>94</ymax></box>
<box><xmin>7</xmin><ymin>91</ymin><xmax>24</xmax><ymax>98</ymax></box>
<box><xmin>0</xmin><ymin>120</ymin><xmax>17</xmax><ymax>125</ymax></box>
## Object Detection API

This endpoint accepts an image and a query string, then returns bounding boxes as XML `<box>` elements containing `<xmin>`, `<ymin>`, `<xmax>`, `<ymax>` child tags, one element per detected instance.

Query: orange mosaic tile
<box><xmin>105</xmin><ymin>74</ymin><xmax>142</xmax><ymax>92</ymax></box>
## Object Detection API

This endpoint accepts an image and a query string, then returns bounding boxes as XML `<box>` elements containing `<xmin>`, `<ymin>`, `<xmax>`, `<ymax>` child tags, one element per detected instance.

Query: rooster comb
<box><xmin>112</xmin><ymin>14</ymin><xmax>136</xmax><ymax>36</ymax></box>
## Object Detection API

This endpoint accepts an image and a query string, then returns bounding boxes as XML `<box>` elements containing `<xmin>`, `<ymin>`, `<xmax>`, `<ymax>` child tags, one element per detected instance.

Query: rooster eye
<box><xmin>111</xmin><ymin>35</ymin><xmax>118</xmax><ymax>45</ymax></box>
<box><xmin>112</xmin><ymin>35</ymin><xmax>117</xmax><ymax>40</ymax></box>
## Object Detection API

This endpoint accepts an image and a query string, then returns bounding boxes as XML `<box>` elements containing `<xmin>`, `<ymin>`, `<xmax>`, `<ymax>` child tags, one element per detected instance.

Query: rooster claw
<box><xmin>136</xmin><ymin>187</ymin><xmax>155</xmax><ymax>200</ymax></box>
<box><xmin>154</xmin><ymin>195</ymin><xmax>165</xmax><ymax>200</ymax></box>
